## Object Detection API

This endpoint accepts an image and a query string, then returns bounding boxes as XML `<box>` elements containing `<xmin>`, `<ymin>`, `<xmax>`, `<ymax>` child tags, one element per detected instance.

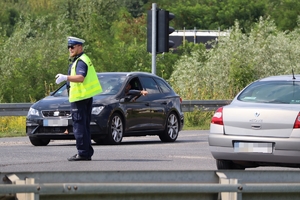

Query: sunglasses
<box><xmin>68</xmin><ymin>45</ymin><xmax>77</xmax><ymax>49</ymax></box>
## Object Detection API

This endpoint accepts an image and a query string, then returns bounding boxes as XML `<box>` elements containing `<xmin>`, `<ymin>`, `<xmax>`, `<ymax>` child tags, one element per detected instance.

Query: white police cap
<box><xmin>67</xmin><ymin>36</ymin><xmax>85</xmax><ymax>45</ymax></box>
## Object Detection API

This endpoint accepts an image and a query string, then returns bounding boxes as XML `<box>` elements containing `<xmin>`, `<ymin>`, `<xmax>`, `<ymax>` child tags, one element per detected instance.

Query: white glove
<box><xmin>55</xmin><ymin>74</ymin><xmax>67</xmax><ymax>84</ymax></box>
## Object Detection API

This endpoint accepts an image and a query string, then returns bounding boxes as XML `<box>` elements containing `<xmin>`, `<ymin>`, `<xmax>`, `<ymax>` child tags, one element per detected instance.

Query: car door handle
<box><xmin>145</xmin><ymin>102</ymin><xmax>150</xmax><ymax>106</ymax></box>
<box><xmin>251</xmin><ymin>124</ymin><xmax>261</xmax><ymax>130</ymax></box>
<box><xmin>161</xmin><ymin>101</ymin><xmax>167</xmax><ymax>105</ymax></box>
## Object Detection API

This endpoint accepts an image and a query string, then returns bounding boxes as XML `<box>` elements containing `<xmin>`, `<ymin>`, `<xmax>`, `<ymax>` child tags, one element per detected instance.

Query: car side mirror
<box><xmin>127</xmin><ymin>90</ymin><xmax>141</xmax><ymax>96</ymax></box>
<box><xmin>124</xmin><ymin>90</ymin><xmax>141</xmax><ymax>102</ymax></box>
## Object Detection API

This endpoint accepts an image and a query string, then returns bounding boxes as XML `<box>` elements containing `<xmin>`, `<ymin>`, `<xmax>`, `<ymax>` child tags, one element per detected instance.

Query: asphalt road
<box><xmin>0</xmin><ymin>130</ymin><xmax>299</xmax><ymax>172</ymax></box>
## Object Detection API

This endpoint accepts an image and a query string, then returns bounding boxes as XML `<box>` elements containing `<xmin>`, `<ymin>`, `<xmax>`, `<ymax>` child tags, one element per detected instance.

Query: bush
<box><xmin>184</xmin><ymin>109</ymin><xmax>214</xmax><ymax>130</ymax></box>
<box><xmin>0</xmin><ymin>117</ymin><xmax>26</xmax><ymax>137</ymax></box>
<box><xmin>170</xmin><ymin>17</ymin><xmax>300</xmax><ymax>128</ymax></box>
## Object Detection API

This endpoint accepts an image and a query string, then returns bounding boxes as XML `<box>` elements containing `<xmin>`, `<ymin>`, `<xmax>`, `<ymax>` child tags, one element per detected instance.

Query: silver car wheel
<box><xmin>110</xmin><ymin>114</ymin><xmax>123</xmax><ymax>143</ymax></box>
<box><xmin>159</xmin><ymin>112</ymin><xmax>179</xmax><ymax>142</ymax></box>
<box><xmin>167</xmin><ymin>113</ymin><xmax>179</xmax><ymax>139</ymax></box>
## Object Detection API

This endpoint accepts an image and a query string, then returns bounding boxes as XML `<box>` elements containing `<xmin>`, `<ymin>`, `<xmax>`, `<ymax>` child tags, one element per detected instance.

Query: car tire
<box><xmin>159</xmin><ymin>112</ymin><xmax>179</xmax><ymax>142</ymax></box>
<box><xmin>29</xmin><ymin>137</ymin><xmax>50</xmax><ymax>146</ymax></box>
<box><xmin>106</xmin><ymin>113</ymin><xmax>123</xmax><ymax>145</ymax></box>
<box><xmin>216</xmin><ymin>159</ymin><xmax>245</xmax><ymax>170</ymax></box>
<box><xmin>93</xmin><ymin>138</ymin><xmax>107</xmax><ymax>145</ymax></box>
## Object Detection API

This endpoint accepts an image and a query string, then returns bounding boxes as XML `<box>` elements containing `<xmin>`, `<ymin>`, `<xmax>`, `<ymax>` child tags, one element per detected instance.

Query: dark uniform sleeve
<box><xmin>76</xmin><ymin>60</ymin><xmax>88</xmax><ymax>77</ymax></box>
<box><xmin>67</xmin><ymin>64</ymin><xmax>72</xmax><ymax>95</ymax></box>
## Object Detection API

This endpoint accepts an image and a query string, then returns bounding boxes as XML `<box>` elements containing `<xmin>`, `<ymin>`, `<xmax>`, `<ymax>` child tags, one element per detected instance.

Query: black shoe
<box><xmin>67</xmin><ymin>154</ymin><xmax>91</xmax><ymax>161</ymax></box>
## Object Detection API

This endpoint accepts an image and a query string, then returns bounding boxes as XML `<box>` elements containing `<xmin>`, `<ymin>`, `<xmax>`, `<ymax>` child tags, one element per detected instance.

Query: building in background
<box><xmin>170</xmin><ymin>29</ymin><xmax>229</xmax><ymax>49</ymax></box>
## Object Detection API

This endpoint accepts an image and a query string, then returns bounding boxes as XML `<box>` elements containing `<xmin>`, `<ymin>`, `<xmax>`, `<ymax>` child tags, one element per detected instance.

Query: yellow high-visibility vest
<box><xmin>69</xmin><ymin>54</ymin><xmax>102</xmax><ymax>102</ymax></box>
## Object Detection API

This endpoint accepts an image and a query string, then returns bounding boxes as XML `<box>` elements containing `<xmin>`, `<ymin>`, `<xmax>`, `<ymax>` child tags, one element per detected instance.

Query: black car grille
<box><xmin>27</xmin><ymin>126</ymin><xmax>72</xmax><ymax>134</ymax></box>
<box><xmin>42</xmin><ymin>110</ymin><xmax>71</xmax><ymax>117</ymax></box>
<box><xmin>27</xmin><ymin>124</ymin><xmax>101</xmax><ymax>134</ymax></box>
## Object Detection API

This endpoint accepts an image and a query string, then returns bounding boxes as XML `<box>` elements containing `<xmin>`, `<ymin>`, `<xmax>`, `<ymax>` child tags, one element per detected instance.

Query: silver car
<box><xmin>209</xmin><ymin>74</ymin><xmax>300</xmax><ymax>169</ymax></box>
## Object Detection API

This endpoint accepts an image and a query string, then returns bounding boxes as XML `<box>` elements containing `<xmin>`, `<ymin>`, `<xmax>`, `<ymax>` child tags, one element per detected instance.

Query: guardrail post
<box><xmin>6</xmin><ymin>174</ymin><xmax>37</xmax><ymax>200</ymax></box>
<box><xmin>216</xmin><ymin>172</ymin><xmax>240</xmax><ymax>200</ymax></box>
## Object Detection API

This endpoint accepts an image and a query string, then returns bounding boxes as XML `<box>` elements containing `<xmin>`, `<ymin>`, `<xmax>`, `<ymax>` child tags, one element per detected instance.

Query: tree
<box><xmin>267</xmin><ymin>0</ymin><xmax>300</xmax><ymax>31</ymax></box>
<box><xmin>0</xmin><ymin>15</ymin><xmax>71</xmax><ymax>102</ymax></box>
<box><xmin>170</xmin><ymin>17</ymin><xmax>300</xmax><ymax>100</ymax></box>
<box><xmin>122</xmin><ymin>0</ymin><xmax>148</xmax><ymax>18</ymax></box>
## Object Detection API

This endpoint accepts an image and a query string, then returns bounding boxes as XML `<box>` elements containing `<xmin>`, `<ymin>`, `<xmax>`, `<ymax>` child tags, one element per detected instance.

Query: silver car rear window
<box><xmin>238</xmin><ymin>81</ymin><xmax>300</xmax><ymax>104</ymax></box>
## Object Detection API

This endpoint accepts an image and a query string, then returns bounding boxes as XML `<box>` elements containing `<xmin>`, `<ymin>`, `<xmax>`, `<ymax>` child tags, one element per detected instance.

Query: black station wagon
<box><xmin>26</xmin><ymin>72</ymin><xmax>184</xmax><ymax>146</ymax></box>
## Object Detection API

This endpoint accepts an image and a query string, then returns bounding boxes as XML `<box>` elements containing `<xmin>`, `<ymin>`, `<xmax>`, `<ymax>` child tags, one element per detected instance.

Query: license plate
<box><xmin>43</xmin><ymin>119</ymin><xmax>68</xmax><ymax>127</ymax></box>
<box><xmin>234</xmin><ymin>142</ymin><xmax>272</xmax><ymax>153</ymax></box>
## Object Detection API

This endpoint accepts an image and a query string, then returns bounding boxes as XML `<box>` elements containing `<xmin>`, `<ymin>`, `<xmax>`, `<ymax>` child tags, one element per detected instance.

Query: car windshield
<box><xmin>99</xmin><ymin>74</ymin><xmax>127</xmax><ymax>94</ymax></box>
<box><xmin>52</xmin><ymin>73</ymin><xmax>127</xmax><ymax>97</ymax></box>
<box><xmin>238</xmin><ymin>81</ymin><xmax>300</xmax><ymax>104</ymax></box>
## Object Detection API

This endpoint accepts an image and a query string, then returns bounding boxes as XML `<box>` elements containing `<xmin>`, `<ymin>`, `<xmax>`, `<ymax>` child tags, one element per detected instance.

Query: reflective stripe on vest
<box><xmin>69</xmin><ymin>54</ymin><xmax>102</xmax><ymax>102</ymax></box>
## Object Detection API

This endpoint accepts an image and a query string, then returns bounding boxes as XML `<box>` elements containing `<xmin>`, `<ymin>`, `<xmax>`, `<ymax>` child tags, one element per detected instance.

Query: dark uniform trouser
<box><xmin>71</xmin><ymin>97</ymin><xmax>94</xmax><ymax>158</ymax></box>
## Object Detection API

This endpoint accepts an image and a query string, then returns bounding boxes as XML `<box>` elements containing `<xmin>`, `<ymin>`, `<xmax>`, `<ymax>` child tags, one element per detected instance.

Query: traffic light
<box><xmin>157</xmin><ymin>10</ymin><xmax>175</xmax><ymax>53</ymax></box>
<box><xmin>147</xmin><ymin>9</ymin><xmax>175</xmax><ymax>53</ymax></box>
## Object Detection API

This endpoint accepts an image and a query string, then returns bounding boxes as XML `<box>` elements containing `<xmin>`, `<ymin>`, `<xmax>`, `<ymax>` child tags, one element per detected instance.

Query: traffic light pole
<box><xmin>148</xmin><ymin>4</ymin><xmax>174</xmax><ymax>74</ymax></box>
<box><xmin>151</xmin><ymin>3</ymin><xmax>157</xmax><ymax>74</ymax></box>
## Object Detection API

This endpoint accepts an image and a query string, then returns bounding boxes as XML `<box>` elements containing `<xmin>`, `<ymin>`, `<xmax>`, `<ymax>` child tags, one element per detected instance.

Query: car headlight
<box><xmin>27</xmin><ymin>107</ymin><xmax>39</xmax><ymax>116</ymax></box>
<box><xmin>91</xmin><ymin>106</ymin><xmax>105</xmax><ymax>115</ymax></box>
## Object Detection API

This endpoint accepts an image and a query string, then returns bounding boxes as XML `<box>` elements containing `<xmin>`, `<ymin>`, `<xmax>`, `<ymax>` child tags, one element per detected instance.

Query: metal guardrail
<box><xmin>0</xmin><ymin>103</ymin><xmax>32</xmax><ymax>116</ymax></box>
<box><xmin>0</xmin><ymin>100</ymin><xmax>231</xmax><ymax>116</ymax></box>
<box><xmin>1</xmin><ymin>170</ymin><xmax>300</xmax><ymax>200</ymax></box>
<box><xmin>181</xmin><ymin>100</ymin><xmax>231</xmax><ymax>112</ymax></box>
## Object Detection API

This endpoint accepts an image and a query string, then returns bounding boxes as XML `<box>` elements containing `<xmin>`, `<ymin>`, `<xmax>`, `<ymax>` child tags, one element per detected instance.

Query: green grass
<box><xmin>183</xmin><ymin>126</ymin><xmax>206</xmax><ymax>130</ymax></box>
<box><xmin>183</xmin><ymin>110</ymin><xmax>213</xmax><ymax>130</ymax></box>
<box><xmin>0</xmin><ymin>116</ymin><xmax>27</xmax><ymax>138</ymax></box>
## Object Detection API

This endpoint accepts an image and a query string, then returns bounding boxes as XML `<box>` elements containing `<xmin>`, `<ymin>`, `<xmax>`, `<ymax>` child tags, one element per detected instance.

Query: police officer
<box><xmin>55</xmin><ymin>36</ymin><xmax>102</xmax><ymax>161</ymax></box>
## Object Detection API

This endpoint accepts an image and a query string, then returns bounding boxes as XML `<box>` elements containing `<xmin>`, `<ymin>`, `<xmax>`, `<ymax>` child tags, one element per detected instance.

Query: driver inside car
<box><xmin>125</xmin><ymin>82</ymin><xmax>148</xmax><ymax>102</ymax></box>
